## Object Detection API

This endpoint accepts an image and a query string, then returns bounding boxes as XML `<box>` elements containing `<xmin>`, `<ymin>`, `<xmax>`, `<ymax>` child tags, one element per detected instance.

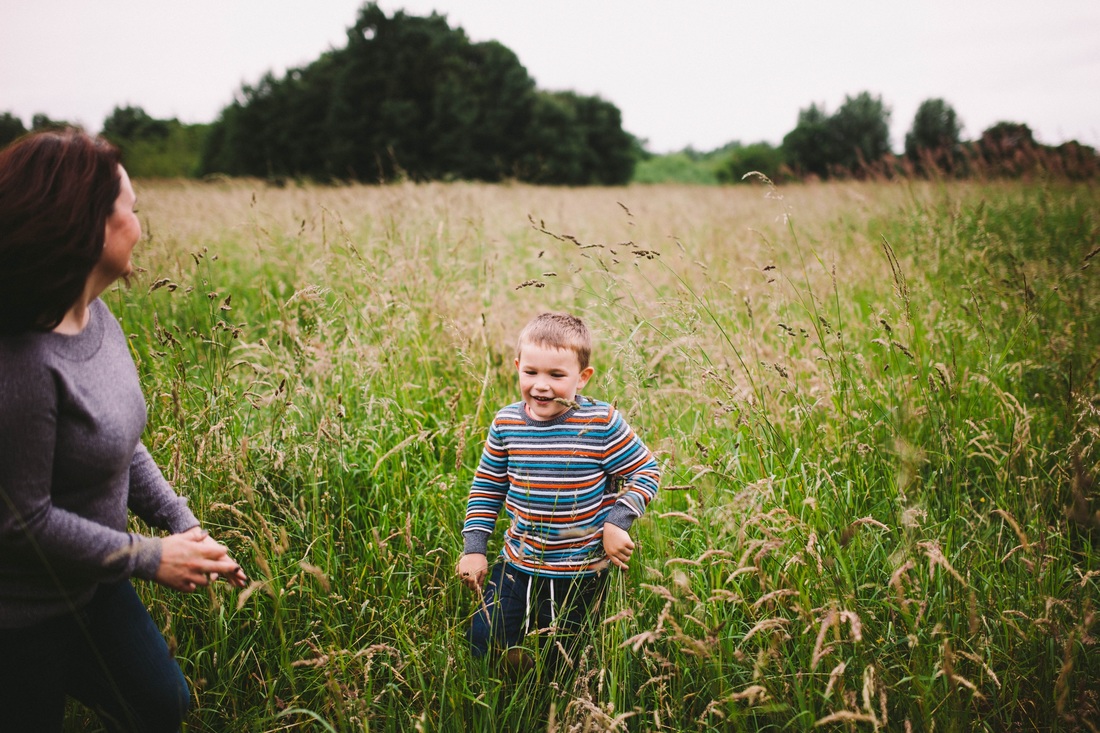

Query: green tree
<box><xmin>31</xmin><ymin>113</ymin><xmax>72</xmax><ymax>132</ymax></box>
<box><xmin>716</xmin><ymin>142</ymin><xmax>786</xmax><ymax>183</ymax></box>
<box><xmin>830</xmin><ymin>91</ymin><xmax>892</xmax><ymax>173</ymax></box>
<box><xmin>100</xmin><ymin>106</ymin><xmax>207</xmax><ymax>178</ymax></box>
<box><xmin>0</xmin><ymin>112</ymin><xmax>26</xmax><ymax>148</ymax></box>
<box><xmin>782</xmin><ymin>103</ymin><xmax>837</xmax><ymax>178</ymax></box>
<box><xmin>201</xmin><ymin>3</ymin><xmax>632</xmax><ymax>184</ymax></box>
<box><xmin>102</xmin><ymin>106</ymin><xmax>170</xmax><ymax>144</ymax></box>
<box><xmin>203</xmin><ymin>3</ymin><xmax>538</xmax><ymax>182</ymax></box>
<box><xmin>324</xmin><ymin>4</ymin><xmax>461</xmax><ymax>180</ymax></box>
<box><xmin>462</xmin><ymin>41</ymin><xmax>538</xmax><ymax>180</ymax></box>
<box><xmin>782</xmin><ymin>93</ymin><xmax>892</xmax><ymax>179</ymax></box>
<box><xmin>529</xmin><ymin>91</ymin><xmax>634</xmax><ymax>184</ymax></box>
<box><xmin>904</xmin><ymin>98</ymin><xmax>963</xmax><ymax>174</ymax></box>
<box><xmin>204</xmin><ymin>77</ymin><xmax>285</xmax><ymax>179</ymax></box>
<box><xmin>518</xmin><ymin>92</ymin><xmax>585</xmax><ymax>184</ymax></box>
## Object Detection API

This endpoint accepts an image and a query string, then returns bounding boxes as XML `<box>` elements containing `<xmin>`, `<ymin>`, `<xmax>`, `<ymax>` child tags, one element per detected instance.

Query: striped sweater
<box><xmin>462</xmin><ymin>397</ymin><xmax>660</xmax><ymax>577</ymax></box>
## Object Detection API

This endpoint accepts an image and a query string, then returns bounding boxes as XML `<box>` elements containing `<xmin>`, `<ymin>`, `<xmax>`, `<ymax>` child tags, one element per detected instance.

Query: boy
<box><xmin>457</xmin><ymin>312</ymin><xmax>660</xmax><ymax>672</ymax></box>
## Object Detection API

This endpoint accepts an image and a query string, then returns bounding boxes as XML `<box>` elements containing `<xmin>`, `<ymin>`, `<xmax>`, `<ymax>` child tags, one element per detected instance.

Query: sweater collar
<box><xmin>45</xmin><ymin>298</ymin><xmax>108</xmax><ymax>362</ymax></box>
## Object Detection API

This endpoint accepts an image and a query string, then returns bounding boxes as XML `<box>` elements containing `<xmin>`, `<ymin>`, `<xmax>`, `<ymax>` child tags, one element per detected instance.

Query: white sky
<box><xmin>2</xmin><ymin>0</ymin><xmax>1098</xmax><ymax>154</ymax></box>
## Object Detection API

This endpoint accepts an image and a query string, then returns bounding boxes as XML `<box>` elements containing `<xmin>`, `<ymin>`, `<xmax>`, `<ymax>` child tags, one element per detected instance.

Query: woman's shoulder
<box><xmin>0</xmin><ymin>327</ymin><xmax>52</xmax><ymax>366</ymax></box>
<box><xmin>0</xmin><ymin>331</ymin><xmax>56</xmax><ymax>400</ymax></box>
<box><xmin>0</xmin><ymin>298</ymin><xmax>119</xmax><ymax>370</ymax></box>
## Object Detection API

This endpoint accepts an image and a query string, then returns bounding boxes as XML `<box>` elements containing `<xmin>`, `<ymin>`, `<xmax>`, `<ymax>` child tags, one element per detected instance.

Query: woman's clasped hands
<box><xmin>154</xmin><ymin>526</ymin><xmax>248</xmax><ymax>592</ymax></box>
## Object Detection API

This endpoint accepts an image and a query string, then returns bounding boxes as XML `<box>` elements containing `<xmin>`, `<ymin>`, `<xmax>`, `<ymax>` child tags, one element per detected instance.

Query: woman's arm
<box><xmin>127</xmin><ymin>443</ymin><xmax>199</xmax><ymax>534</ymax></box>
<box><xmin>127</xmin><ymin>446</ymin><xmax>247</xmax><ymax>589</ymax></box>
<box><xmin>0</xmin><ymin>359</ymin><xmax>161</xmax><ymax>581</ymax></box>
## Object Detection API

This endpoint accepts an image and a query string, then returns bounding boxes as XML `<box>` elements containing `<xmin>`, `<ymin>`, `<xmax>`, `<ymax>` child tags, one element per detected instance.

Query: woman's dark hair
<box><xmin>0</xmin><ymin>128</ymin><xmax>122</xmax><ymax>335</ymax></box>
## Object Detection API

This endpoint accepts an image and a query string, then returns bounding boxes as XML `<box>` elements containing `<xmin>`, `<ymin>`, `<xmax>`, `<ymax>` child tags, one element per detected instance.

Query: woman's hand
<box><xmin>457</xmin><ymin>553</ymin><xmax>488</xmax><ymax>592</ymax></box>
<box><xmin>154</xmin><ymin>526</ymin><xmax>247</xmax><ymax>592</ymax></box>
<box><xmin>603</xmin><ymin>523</ymin><xmax>635</xmax><ymax>570</ymax></box>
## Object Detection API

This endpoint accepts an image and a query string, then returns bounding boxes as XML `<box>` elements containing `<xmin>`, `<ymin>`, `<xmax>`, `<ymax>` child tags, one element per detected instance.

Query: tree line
<box><xmin>3</xmin><ymin>3</ymin><xmax>1095</xmax><ymax>184</ymax></box>
<box><xmin>714</xmin><ymin>93</ymin><xmax>1097</xmax><ymax>183</ymax></box>
<box><xmin>200</xmin><ymin>3</ymin><xmax>635</xmax><ymax>185</ymax></box>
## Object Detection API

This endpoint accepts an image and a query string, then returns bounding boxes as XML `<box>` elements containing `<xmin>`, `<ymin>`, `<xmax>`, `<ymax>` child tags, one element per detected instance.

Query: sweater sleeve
<box><xmin>601</xmin><ymin>409</ymin><xmax>661</xmax><ymax>531</ymax></box>
<box><xmin>461</xmin><ymin>417</ymin><xmax>510</xmax><ymax>554</ymax></box>
<box><xmin>0</xmin><ymin>357</ymin><xmax>162</xmax><ymax>582</ymax></box>
<box><xmin>128</xmin><ymin>443</ymin><xmax>199</xmax><ymax>534</ymax></box>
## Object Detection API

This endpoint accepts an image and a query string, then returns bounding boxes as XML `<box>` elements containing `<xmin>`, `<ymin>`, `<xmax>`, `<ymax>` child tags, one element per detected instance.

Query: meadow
<box><xmin>82</xmin><ymin>176</ymin><xmax>1098</xmax><ymax>731</ymax></box>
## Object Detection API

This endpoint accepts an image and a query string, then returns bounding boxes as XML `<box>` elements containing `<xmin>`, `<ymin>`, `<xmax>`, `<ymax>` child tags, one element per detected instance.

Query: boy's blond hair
<box><xmin>516</xmin><ymin>312</ymin><xmax>592</xmax><ymax>370</ymax></box>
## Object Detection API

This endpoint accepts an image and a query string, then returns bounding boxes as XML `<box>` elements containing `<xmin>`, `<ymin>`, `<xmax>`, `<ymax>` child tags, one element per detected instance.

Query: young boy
<box><xmin>457</xmin><ymin>312</ymin><xmax>660</xmax><ymax>672</ymax></box>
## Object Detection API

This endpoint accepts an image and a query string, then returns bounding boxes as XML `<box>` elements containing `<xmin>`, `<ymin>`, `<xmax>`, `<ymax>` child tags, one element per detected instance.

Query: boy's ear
<box><xmin>514</xmin><ymin>357</ymin><xmax>521</xmax><ymax>370</ymax></box>
<box><xmin>577</xmin><ymin>366</ymin><xmax>595</xmax><ymax>388</ymax></box>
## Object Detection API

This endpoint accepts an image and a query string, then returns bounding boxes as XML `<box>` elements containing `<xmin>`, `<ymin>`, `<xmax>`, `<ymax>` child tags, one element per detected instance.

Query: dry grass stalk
<box><xmin>958</xmin><ymin>650</ymin><xmax>1001</xmax><ymax>690</ymax></box>
<box><xmin>812</xmin><ymin>608</ymin><xmax>863</xmax><ymax>669</ymax></box>
<box><xmin>824</xmin><ymin>661</ymin><xmax>847</xmax><ymax>699</ymax></box>
<box><xmin>742</xmin><ymin>617</ymin><xmax>791</xmax><ymax>646</ymax></box>
<box><xmin>992</xmin><ymin>508</ymin><xmax>1031</xmax><ymax>552</ymax></box>
<box><xmin>813</xmin><ymin>710</ymin><xmax>878</xmax><ymax>728</ymax></box>
<box><xmin>752</xmin><ymin>589</ymin><xmax>798</xmax><ymax>610</ymax></box>
<box><xmin>917</xmin><ymin>540</ymin><xmax>967</xmax><ymax>585</ymax></box>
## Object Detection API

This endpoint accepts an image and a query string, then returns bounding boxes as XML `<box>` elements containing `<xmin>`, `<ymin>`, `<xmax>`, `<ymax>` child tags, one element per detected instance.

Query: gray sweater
<box><xmin>0</xmin><ymin>298</ymin><xmax>198</xmax><ymax>628</ymax></box>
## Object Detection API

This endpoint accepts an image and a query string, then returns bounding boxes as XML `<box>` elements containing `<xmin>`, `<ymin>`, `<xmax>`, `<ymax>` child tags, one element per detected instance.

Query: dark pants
<box><xmin>0</xmin><ymin>580</ymin><xmax>189</xmax><ymax>733</ymax></box>
<box><xmin>469</xmin><ymin>561</ymin><xmax>608</xmax><ymax>673</ymax></box>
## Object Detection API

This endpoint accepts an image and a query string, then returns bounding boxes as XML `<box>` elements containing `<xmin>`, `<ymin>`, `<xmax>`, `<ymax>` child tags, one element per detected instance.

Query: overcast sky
<box><xmin>2</xmin><ymin>0</ymin><xmax>1098</xmax><ymax>153</ymax></box>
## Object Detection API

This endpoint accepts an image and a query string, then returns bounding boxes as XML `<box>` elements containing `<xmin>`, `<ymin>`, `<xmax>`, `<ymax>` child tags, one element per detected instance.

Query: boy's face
<box><xmin>515</xmin><ymin>341</ymin><xmax>594</xmax><ymax>421</ymax></box>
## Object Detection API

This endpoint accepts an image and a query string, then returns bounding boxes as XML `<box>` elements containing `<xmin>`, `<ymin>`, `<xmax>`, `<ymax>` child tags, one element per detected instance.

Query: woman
<box><xmin>0</xmin><ymin>129</ymin><xmax>247</xmax><ymax>732</ymax></box>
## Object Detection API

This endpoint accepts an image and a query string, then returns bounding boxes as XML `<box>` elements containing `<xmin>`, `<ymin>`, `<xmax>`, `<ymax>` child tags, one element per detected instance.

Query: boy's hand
<box><xmin>457</xmin><ymin>553</ymin><xmax>488</xmax><ymax>591</ymax></box>
<box><xmin>603</xmin><ymin>523</ymin><xmax>635</xmax><ymax>570</ymax></box>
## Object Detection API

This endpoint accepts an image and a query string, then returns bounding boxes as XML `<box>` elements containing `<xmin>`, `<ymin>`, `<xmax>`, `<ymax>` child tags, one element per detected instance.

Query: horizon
<box><xmin>2</xmin><ymin>1</ymin><xmax>1098</xmax><ymax>154</ymax></box>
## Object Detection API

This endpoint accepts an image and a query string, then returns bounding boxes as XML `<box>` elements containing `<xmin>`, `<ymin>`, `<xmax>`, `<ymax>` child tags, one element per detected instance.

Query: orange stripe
<box><xmin>502</xmin><ymin>547</ymin><xmax>606</xmax><ymax>574</ymax></box>
<box><xmin>506</xmin><ymin>530</ymin><xmax>602</xmax><ymax>548</ymax></box>
<box><xmin>604</xmin><ymin>431</ymin><xmax>639</xmax><ymax>457</ymax></box>
<box><xmin>505</xmin><ymin>504</ymin><xmax>605</xmax><ymax>523</ymax></box>
<box><xmin>507</xmin><ymin>448</ymin><xmax>606</xmax><ymax>458</ymax></box>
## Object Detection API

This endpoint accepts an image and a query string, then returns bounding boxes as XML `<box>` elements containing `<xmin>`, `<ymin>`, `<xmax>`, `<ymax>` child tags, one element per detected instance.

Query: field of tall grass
<box><xmin>81</xmin><ymin>176</ymin><xmax>1098</xmax><ymax>731</ymax></box>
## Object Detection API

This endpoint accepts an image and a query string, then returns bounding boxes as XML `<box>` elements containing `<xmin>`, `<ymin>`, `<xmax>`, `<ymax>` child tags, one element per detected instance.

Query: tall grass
<box><xmin>78</xmin><ymin>177</ymin><xmax>1098</xmax><ymax>731</ymax></box>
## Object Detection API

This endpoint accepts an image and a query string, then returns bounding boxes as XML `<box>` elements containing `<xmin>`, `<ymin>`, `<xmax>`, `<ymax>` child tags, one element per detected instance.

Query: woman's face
<box><xmin>97</xmin><ymin>165</ymin><xmax>141</xmax><ymax>281</ymax></box>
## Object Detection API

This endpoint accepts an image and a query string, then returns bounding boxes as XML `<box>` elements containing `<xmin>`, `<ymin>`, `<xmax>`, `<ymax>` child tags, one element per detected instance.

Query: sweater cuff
<box><xmin>605</xmin><ymin>504</ymin><xmax>637</xmax><ymax>532</ymax></box>
<box><xmin>130</xmin><ymin>535</ymin><xmax>163</xmax><ymax>581</ymax></box>
<box><xmin>167</xmin><ymin>509</ymin><xmax>201</xmax><ymax>536</ymax></box>
<box><xmin>462</xmin><ymin>530</ymin><xmax>490</xmax><ymax>556</ymax></box>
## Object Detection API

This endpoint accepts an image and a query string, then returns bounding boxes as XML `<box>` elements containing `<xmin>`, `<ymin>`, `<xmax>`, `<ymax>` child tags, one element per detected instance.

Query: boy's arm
<box><xmin>460</xmin><ymin>420</ymin><xmax>509</xmax><ymax>562</ymax></box>
<box><xmin>600</xmin><ymin>409</ymin><xmax>661</xmax><ymax>532</ymax></box>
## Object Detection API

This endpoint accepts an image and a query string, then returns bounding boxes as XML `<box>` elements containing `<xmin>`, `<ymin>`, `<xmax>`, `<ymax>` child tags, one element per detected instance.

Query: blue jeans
<box><xmin>0</xmin><ymin>580</ymin><xmax>189</xmax><ymax>732</ymax></box>
<box><xmin>469</xmin><ymin>561</ymin><xmax>608</xmax><ymax>672</ymax></box>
